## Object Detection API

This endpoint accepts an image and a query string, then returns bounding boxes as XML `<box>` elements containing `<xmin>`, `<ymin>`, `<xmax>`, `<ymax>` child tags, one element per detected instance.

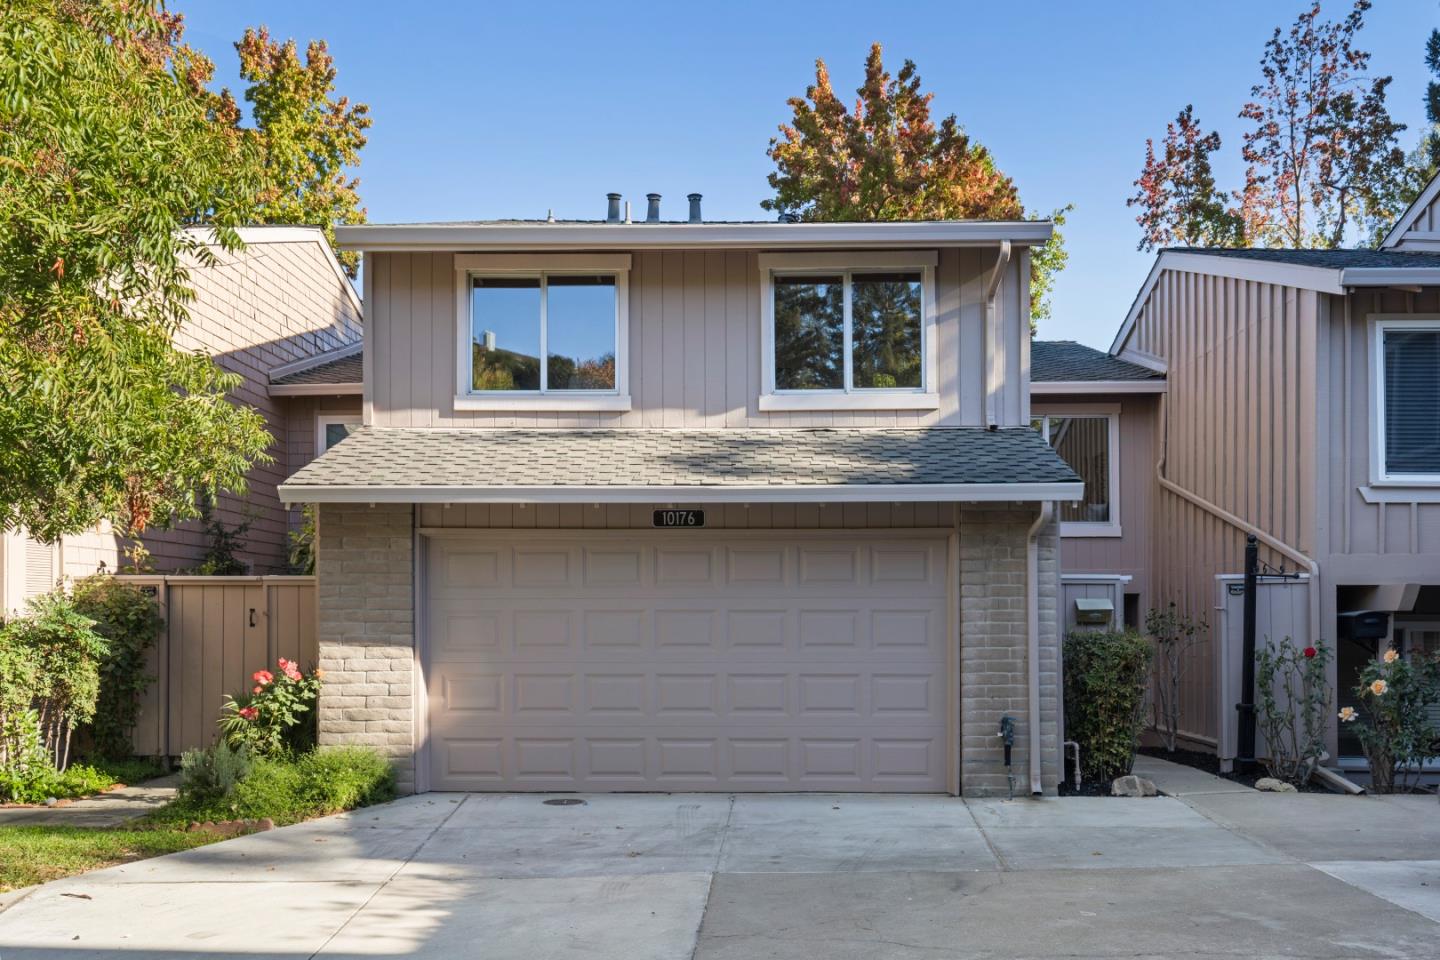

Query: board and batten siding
<box><xmin>364</xmin><ymin>248</ymin><xmax>1031</xmax><ymax>430</ymax></box>
<box><xmin>1120</xmin><ymin>267</ymin><xmax>1320</xmax><ymax>745</ymax></box>
<box><xmin>1043</xmin><ymin>395</ymin><xmax>1160</xmax><ymax>614</ymax></box>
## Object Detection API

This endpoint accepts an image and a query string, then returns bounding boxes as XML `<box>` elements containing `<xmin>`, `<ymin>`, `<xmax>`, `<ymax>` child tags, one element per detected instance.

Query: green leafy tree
<box><xmin>0</xmin><ymin>0</ymin><xmax>273</xmax><ymax>542</ymax></box>
<box><xmin>1129</xmin><ymin>106</ymin><xmax>1245</xmax><ymax>251</ymax></box>
<box><xmin>1391</xmin><ymin>28</ymin><xmax>1440</xmax><ymax>227</ymax></box>
<box><xmin>229</xmin><ymin>28</ymin><xmax>371</xmax><ymax>276</ymax></box>
<box><xmin>763</xmin><ymin>43</ymin><xmax>1069</xmax><ymax>328</ymax></box>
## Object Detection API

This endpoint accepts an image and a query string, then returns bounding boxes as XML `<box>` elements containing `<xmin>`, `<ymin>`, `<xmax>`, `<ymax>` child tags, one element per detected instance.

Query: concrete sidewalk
<box><xmin>0</xmin><ymin>776</ymin><xmax>179</xmax><ymax>829</ymax></box>
<box><xmin>0</xmin><ymin>791</ymin><xmax>1436</xmax><ymax>959</ymax></box>
<box><xmin>1131</xmin><ymin>753</ymin><xmax>1257</xmax><ymax>797</ymax></box>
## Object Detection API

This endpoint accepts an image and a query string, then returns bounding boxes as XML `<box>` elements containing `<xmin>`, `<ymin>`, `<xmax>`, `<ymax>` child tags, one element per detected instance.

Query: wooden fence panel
<box><xmin>116</xmin><ymin>576</ymin><xmax>317</xmax><ymax>756</ymax></box>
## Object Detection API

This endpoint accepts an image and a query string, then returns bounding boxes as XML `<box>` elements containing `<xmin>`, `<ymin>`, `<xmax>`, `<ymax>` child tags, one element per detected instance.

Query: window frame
<box><xmin>1369</xmin><ymin>314</ymin><xmax>1440</xmax><ymax>486</ymax></box>
<box><xmin>453</xmin><ymin>253</ymin><xmax>631</xmax><ymax>412</ymax></box>
<box><xmin>1032</xmin><ymin>403</ymin><xmax>1122</xmax><ymax>538</ymax></box>
<box><xmin>316</xmin><ymin>414</ymin><xmax>362</xmax><ymax>455</ymax></box>
<box><xmin>758</xmin><ymin>252</ymin><xmax>939</xmax><ymax>411</ymax></box>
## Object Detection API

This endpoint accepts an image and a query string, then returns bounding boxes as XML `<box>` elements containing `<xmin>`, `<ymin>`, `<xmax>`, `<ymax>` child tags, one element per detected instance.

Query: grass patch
<box><xmin>0</xmin><ymin>826</ymin><xmax>216</xmax><ymax>892</ymax></box>
<box><xmin>1</xmin><ymin>757</ymin><xmax>169</xmax><ymax>806</ymax></box>
<box><xmin>149</xmin><ymin>747</ymin><xmax>395</xmax><ymax>827</ymax></box>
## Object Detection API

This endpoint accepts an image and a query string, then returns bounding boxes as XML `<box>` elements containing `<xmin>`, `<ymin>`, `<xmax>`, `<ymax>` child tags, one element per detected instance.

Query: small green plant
<box><xmin>1255</xmin><ymin>637</ymin><xmax>1331</xmax><ymax>784</ymax></box>
<box><xmin>0</xmin><ymin>710</ymin><xmax>54</xmax><ymax>802</ymax></box>
<box><xmin>218</xmin><ymin>658</ymin><xmax>322</xmax><ymax>757</ymax></box>
<box><xmin>1146</xmin><ymin>603</ymin><xmax>1206</xmax><ymax>752</ymax></box>
<box><xmin>288</xmin><ymin>504</ymin><xmax>317</xmax><ymax>574</ymax></box>
<box><xmin>1341</xmin><ymin>646</ymin><xmax>1440</xmax><ymax>793</ymax></box>
<box><xmin>156</xmin><ymin>747</ymin><xmax>394</xmax><ymax>826</ymax></box>
<box><xmin>1063</xmin><ymin>630</ymin><xmax>1154</xmax><ymax>783</ymax></box>
<box><xmin>178</xmin><ymin>743</ymin><xmax>254</xmax><ymax>805</ymax></box>
<box><xmin>191</xmin><ymin>499</ymin><xmax>253</xmax><ymax>575</ymax></box>
<box><xmin>70</xmin><ymin>576</ymin><xmax>164</xmax><ymax>759</ymax></box>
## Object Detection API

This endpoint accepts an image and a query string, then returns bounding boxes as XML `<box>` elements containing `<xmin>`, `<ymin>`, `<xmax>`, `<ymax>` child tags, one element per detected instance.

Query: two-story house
<box><xmin>0</xmin><ymin>226</ymin><xmax>362</xmax><ymax>609</ymax></box>
<box><xmin>279</xmin><ymin>196</ymin><xmax>1081</xmax><ymax>797</ymax></box>
<box><xmin>1100</xmin><ymin>177</ymin><xmax>1440</xmax><ymax>774</ymax></box>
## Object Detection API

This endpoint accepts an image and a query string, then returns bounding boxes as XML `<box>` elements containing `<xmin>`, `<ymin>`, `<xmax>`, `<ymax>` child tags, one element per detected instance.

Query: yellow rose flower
<box><xmin>1383</xmin><ymin>648</ymin><xmax>1399</xmax><ymax>664</ymax></box>
<box><xmin>1338</xmin><ymin>706</ymin><xmax>1357</xmax><ymax>722</ymax></box>
<box><xmin>1370</xmin><ymin>679</ymin><xmax>1388</xmax><ymax>696</ymax></box>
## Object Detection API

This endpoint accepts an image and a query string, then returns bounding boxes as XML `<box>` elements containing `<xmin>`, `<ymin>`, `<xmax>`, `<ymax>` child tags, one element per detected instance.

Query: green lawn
<box><xmin>0</xmin><ymin>826</ymin><xmax>218</xmax><ymax>892</ymax></box>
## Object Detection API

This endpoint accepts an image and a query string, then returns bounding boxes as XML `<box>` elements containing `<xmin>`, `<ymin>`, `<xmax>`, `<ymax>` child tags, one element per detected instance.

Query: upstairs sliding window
<box><xmin>470</xmin><ymin>275</ymin><xmax>618</xmax><ymax>393</ymax></box>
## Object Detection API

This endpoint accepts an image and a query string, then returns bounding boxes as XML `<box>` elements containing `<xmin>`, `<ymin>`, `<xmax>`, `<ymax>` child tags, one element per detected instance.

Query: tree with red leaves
<box><xmin>1129</xmin><ymin>106</ymin><xmax>1243</xmax><ymax>251</ymax></box>
<box><xmin>764</xmin><ymin>43</ymin><xmax>1069</xmax><ymax>326</ymax></box>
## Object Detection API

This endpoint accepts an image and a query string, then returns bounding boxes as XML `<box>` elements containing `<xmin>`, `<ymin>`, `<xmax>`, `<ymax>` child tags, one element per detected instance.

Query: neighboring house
<box><xmin>1104</xmin><ymin>178</ymin><xmax>1440</xmax><ymax>772</ymax></box>
<box><xmin>280</xmin><ymin>198</ymin><xmax>1082</xmax><ymax>797</ymax></box>
<box><xmin>1030</xmin><ymin>341</ymin><xmax>1166</xmax><ymax>630</ymax></box>
<box><xmin>0</xmin><ymin>226</ymin><xmax>362</xmax><ymax>612</ymax></box>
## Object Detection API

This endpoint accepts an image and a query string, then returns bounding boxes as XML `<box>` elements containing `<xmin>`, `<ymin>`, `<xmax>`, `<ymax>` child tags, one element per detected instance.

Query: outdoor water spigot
<box><xmin>998</xmin><ymin>715</ymin><xmax>1016</xmax><ymax>768</ymax></box>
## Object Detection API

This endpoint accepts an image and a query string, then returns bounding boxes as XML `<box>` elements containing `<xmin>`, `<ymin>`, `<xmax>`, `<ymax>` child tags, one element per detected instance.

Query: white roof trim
<box><xmin>278</xmin><ymin>481</ymin><xmax>1084</xmax><ymax>506</ymax></box>
<box><xmin>184</xmin><ymin>225</ymin><xmax>363</xmax><ymax>318</ymax></box>
<box><xmin>269</xmin><ymin>341</ymin><xmax>363</xmax><ymax>380</ymax></box>
<box><xmin>1110</xmin><ymin>250</ymin><xmax>1346</xmax><ymax>354</ymax></box>
<box><xmin>268</xmin><ymin>381</ymin><xmax>362</xmax><ymax>397</ymax></box>
<box><xmin>1380</xmin><ymin>171</ymin><xmax>1440</xmax><ymax>249</ymax></box>
<box><xmin>1030</xmin><ymin>380</ymin><xmax>1166</xmax><ymax>395</ymax></box>
<box><xmin>334</xmin><ymin>220</ymin><xmax>1054</xmax><ymax>252</ymax></box>
<box><xmin>1340</xmin><ymin>267</ymin><xmax>1440</xmax><ymax>287</ymax></box>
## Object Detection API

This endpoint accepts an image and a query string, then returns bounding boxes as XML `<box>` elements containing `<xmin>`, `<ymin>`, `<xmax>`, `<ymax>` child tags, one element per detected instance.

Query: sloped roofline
<box><xmin>1380</xmin><ymin>170</ymin><xmax>1440</xmax><ymax>249</ymax></box>
<box><xmin>184</xmin><ymin>225</ymin><xmax>363</xmax><ymax>319</ymax></box>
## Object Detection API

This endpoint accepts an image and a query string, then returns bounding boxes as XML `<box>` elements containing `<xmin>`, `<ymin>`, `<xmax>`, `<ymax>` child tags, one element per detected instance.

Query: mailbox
<box><xmin>1073</xmin><ymin>597</ymin><xmax>1115</xmax><ymax>627</ymax></box>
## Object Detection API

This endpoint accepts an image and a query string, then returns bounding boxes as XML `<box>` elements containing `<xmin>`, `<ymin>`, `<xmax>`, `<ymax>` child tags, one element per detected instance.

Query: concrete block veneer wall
<box><xmin>314</xmin><ymin>500</ymin><xmax>1061</xmax><ymax>798</ymax></box>
<box><xmin>316</xmin><ymin>502</ymin><xmax>416</xmax><ymax>793</ymax></box>
<box><xmin>957</xmin><ymin>504</ymin><xmax>1061</xmax><ymax>797</ymax></box>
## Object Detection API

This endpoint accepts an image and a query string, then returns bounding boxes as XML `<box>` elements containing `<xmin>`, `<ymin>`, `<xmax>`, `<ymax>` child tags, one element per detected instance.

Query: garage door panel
<box><xmin>427</xmin><ymin>534</ymin><xmax>950</xmax><ymax>792</ymax></box>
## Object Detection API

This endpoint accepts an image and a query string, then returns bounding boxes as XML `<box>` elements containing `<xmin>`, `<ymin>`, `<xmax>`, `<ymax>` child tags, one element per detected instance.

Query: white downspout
<box><xmin>983</xmin><ymin>241</ymin><xmax>1012</xmax><ymax>429</ymax></box>
<box><xmin>1027</xmin><ymin>500</ymin><xmax>1052</xmax><ymax>796</ymax></box>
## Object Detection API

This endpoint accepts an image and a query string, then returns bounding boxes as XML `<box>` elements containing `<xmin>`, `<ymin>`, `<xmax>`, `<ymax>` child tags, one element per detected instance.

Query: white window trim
<box><xmin>1033</xmin><ymin>403</ymin><xmax>1122</xmax><ymax>538</ymax></box>
<box><xmin>316</xmin><ymin>414</ymin><xmax>361</xmax><ymax>454</ymax></box>
<box><xmin>758</xmin><ymin>251</ymin><xmax>939</xmax><ymax>411</ymax></box>
<box><xmin>1369</xmin><ymin>314</ymin><xmax>1440</xmax><ymax>486</ymax></box>
<box><xmin>453</xmin><ymin>253</ymin><xmax>631</xmax><ymax>412</ymax></box>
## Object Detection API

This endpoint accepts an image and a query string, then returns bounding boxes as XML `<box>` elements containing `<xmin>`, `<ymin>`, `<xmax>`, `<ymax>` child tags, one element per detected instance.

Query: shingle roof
<box><xmin>281</xmin><ymin>427</ymin><xmax>1080</xmax><ymax>496</ymax></box>
<box><xmin>1031</xmin><ymin>341</ymin><xmax>1163</xmax><ymax>382</ymax></box>
<box><xmin>271</xmin><ymin>350</ymin><xmax>362</xmax><ymax>386</ymax></box>
<box><xmin>1163</xmin><ymin>247</ymin><xmax>1440</xmax><ymax>269</ymax></box>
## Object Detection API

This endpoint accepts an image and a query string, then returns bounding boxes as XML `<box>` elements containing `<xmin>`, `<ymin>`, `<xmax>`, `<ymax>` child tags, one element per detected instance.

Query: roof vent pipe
<box><xmin>606</xmin><ymin>193</ymin><xmax>621</xmax><ymax>223</ymax></box>
<box><xmin>645</xmin><ymin>193</ymin><xmax>661</xmax><ymax>223</ymax></box>
<box><xmin>688</xmin><ymin>193</ymin><xmax>703</xmax><ymax>223</ymax></box>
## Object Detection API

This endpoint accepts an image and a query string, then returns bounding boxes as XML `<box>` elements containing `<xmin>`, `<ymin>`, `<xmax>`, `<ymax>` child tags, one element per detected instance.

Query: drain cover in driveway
<box><xmin>543</xmin><ymin>798</ymin><xmax>586</xmax><ymax>806</ymax></box>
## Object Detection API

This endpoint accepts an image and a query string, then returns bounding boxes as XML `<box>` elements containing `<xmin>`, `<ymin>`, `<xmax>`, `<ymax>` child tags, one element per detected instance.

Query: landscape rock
<box><xmin>1111</xmin><ymin>775</ymin><xmax>1158</xmax><ymax>797</ymax></box>
<box><xmin>1255</xmin><ymin>777</ymin><xmax>1298</xmax><ymax>793</ymax></box>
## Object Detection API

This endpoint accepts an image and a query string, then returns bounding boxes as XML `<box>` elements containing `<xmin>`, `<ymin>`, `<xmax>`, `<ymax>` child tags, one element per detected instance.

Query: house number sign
<box><xmin>653</xmin><ymin>509</ymin><xmax>705</xmax><ymax>528</ymax></box>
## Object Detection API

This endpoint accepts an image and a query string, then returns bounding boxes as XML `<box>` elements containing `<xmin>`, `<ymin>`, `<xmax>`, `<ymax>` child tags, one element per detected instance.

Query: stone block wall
<box><xmin>958</xmin><ymin>503</ymin><xmax>1061</xmax><ymax>797</ymax></box>
<box><xmin>315</xmin><ymin>502</ymin><xmax>416</xmax><ymax>793</ymax></box>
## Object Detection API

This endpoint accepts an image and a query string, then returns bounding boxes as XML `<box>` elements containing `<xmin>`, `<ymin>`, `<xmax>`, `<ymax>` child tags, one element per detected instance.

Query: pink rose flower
<box><xmin>253</xmin><ymin>670</ymin><xmax>274</xmax><ymax>686</ymax></box>
<box><xmin>238</xmin><ymin>706</ymin><xmax>259</xmax><ymax>721</ymax></box>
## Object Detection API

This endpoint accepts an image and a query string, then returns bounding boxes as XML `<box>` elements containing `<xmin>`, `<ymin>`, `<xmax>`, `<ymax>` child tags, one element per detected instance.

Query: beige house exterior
<box><xmin>1090</xmin><ymin>181</ymin><xmax>1440</xmax><ymax>770</ymax></box>
<box><xmin>281</xmin><ymin>205</ymin><xmax>1081</xmax><ymax>797</ymax></box>
<box><xmin>0</xmin><ymin>226</ymin><xmax>362</xmax><ymax>612</ymax></box>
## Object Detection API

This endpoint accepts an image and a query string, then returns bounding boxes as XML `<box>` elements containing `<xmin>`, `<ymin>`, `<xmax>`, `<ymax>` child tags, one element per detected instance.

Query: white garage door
<box><xmin>424</xmin><ymin>531</ymin><xmax>951</xmax><ymax>792</ymax></box>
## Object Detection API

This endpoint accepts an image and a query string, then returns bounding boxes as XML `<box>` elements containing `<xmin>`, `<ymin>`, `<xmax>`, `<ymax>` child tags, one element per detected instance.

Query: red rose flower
<box><xmin>1303</xmin><ymin>646</ymin><xmax>1317</xmax><ymax>659</ymax></box>
<box><xmin>253</xmin><ymin>670</ymin><xmax>274</xmax><ymax>686</ymax></box>
<box><xmin>238</xmin><ymin>706</ymin><xmax>259</xmax><ymax>721</ymax></box>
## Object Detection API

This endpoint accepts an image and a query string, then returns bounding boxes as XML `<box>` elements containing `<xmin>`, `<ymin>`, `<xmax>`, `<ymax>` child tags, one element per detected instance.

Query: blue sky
<box><xmin>183</xmin><ymin>0</ymin><xmax>1438</xmax><ymax>348</ymax></box>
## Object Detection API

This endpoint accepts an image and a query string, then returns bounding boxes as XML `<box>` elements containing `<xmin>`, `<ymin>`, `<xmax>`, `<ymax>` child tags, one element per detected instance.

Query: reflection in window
<box><xmin>546</xmin><ymin>276</ymin><xmax>616</xmax><ymax>390</ymax></box>
<box><xmin>852</xmin><ymin>272</ymin><xmax>922</xmax><ymax>388</ymax></box>
<box><xmin>322</xmin><ymin>421</ymin><xmax>360</xmax><ymax>452</ymax></box>
<box><xmin>1035</xmin><ymin>414</ymin><xmax>1111</xmax><ymax>524</ymax></box>
<box><xmin>774</xmin><ymin>276</ymin><xmax>843</xmax><ymax>390</ymax></box>
<box><xmin>469</xmin><ymin>275</ymin><xmax>617</xmax><ymax>393</ymax></box>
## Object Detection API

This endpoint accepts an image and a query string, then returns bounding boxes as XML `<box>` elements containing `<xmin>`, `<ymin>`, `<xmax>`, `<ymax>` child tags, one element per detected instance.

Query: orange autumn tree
<box><xmin>763</xmin><ymin>43</ymin><xmax>1068</xmax><ymax>326</ymax></box>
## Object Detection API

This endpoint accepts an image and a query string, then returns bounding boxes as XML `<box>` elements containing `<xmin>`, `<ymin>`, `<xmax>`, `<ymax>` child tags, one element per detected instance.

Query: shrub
<box><xmin>1064</xmin><ymin>630</ymin><xmax>1154</xmax><ymax>783</ymax></box>
<box><xmin>288</xmin><ymin>504</ymin><xmax>317</xmax><ymax>575</ymax></box>
<box><xmin>191</xmin><ymin>499</ymin><xmax>252</xmax><ymax>575</ymax></box>
<box><xmin>1146</xmin><ymin>603</ymin><xmax>1205</xmax><ymax>752</ymax></box>
<box><xmin>70</xmin><ymin>576</ymin><xmax>164</xmax><ymax>759</ymax></box>
<box><xmin>159</xmin><ymin>747</ymin><xmax>394</xmax><ymax>826</ymax></box>
<box><xmin>218</xmin><ymin>658</ymin><xmax>321</xmax><ymax>756</ymax></box>
<box><xmin>0</xmin><ymin>594</ymin><xmax>108</xmax><ymax>770</ymax></box>
<box><xmin>178</xmin><ymin>743</ymin><xmax>254</xmax><ymax>805</ymax></box>
<box><xmin>1342</xmin><ymin>646</ymin><xmax>1440</xmax><ymax>793</ymax></box>
<box><xmin>1255</xmin><ymin>637</ymin><xmax>1331</xmax><ymax>783</ymax></box>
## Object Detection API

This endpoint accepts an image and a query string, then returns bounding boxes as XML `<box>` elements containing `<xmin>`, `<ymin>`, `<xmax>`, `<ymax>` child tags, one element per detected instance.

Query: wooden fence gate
<box><xmin>117</xmin><ymin>576</ymin><xmax>318</xmax><ymax>757</ymax></box>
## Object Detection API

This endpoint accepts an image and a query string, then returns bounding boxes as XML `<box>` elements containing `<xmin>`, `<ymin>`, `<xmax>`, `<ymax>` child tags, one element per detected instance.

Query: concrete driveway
<box><xmin>1</xmin><ymin>791</ymin><xmax>1437</xmax><ymax>958</ymax></box>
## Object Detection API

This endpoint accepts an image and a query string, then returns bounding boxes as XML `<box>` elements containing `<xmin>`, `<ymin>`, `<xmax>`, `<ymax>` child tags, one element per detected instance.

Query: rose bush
<box><xmin>1341</xmin><ymin>646</ymin><xmax>1440</xmax><ymax>792</ymax></box>
<box><xmin>218</xmin><ymin>658</ymin><xmax>321</xmax><ymax>757</ymax></box>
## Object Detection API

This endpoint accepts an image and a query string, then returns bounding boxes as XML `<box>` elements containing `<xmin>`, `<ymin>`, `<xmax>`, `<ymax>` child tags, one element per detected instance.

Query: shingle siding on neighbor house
<box><xmin>363</xmin><ymin>248</ymin><xmax>1033</xmax><ymax>430</ymax></box>
<box><xmin>316</xmin><ymin>502</ymin><xmax>416</xmax><ymax>794</ymax></box>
